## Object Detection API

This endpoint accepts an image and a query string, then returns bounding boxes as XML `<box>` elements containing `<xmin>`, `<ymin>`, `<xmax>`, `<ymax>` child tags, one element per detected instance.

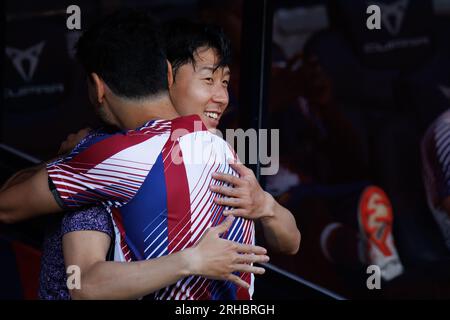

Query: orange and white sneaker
<box><xmin>358</xmin><ymin>186</ymin><xmax>404</xmax><ymax>281</ymax></box>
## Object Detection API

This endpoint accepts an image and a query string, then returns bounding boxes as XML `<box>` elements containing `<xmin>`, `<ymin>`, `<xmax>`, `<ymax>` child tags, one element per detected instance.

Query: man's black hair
<box><xmin>76</xmin><ymin>9</ymin><xmax>167</xmax><ymax>99</ymax></box>
<box><xmin>163</xmin><ymin>19</ymin><xmax>231</xmax><ymax>75</ymax></box>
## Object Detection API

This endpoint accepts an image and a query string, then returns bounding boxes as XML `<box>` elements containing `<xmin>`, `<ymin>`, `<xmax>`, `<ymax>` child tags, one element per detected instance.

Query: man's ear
<box><xmin>167</xmin><ymin>60</ymin><xmax>174</xmax><ymax>88</ymax></box>
<box><xmin>90</xmin><ymin>73</ymin><xmax>105</xmax><ymax>104</ymax></box>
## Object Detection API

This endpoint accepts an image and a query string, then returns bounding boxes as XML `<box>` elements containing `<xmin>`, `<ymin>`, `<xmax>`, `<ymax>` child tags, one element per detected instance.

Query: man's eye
<box><xmin>222</xmin><ymin>80</ymin><xmax>229</xmax><ymax>86</ymax></box>
<box><xmin>204</xmin><ymin>78</ymin><xmax>214</xmax><ymax>84</ymax></box>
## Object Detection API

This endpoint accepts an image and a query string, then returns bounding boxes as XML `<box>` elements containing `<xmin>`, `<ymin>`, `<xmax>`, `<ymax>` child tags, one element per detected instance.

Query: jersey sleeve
<box><xmin>62</xmin><ymin>206</ymin><xmax>114</xmax><ymax>238</ymax></box>
<box><xmin>46</xmin><ymin>130</ymin><xmax>167</xmax><ymax>209</ymax></box>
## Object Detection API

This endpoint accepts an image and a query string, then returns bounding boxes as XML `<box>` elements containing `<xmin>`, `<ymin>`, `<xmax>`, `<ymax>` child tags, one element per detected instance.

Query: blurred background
<box><xmin>2</xmin><ymin>0</ymin><xmax>450</xmax><ymax>299</ymax></box>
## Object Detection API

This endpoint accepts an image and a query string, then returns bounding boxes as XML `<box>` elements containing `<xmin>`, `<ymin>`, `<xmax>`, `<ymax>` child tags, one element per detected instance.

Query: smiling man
<box><xmin>165</xmin><ymin>20</ymin><xmax>300</xmax><ymax>255</ymax></box>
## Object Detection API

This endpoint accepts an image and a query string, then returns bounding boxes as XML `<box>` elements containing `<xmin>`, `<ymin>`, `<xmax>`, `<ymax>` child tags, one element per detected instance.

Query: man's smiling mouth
<box><xmin>204</xmin><ymin>111</ymin><xmax>219</xmax><ymax>120</ymax></box>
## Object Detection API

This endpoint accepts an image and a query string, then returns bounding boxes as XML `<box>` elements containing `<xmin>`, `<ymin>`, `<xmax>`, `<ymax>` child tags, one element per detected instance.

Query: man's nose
<box><xmin>212</xmin><ymin>86</ymin><xmax>229</xmax><ymax>106</ymax></box>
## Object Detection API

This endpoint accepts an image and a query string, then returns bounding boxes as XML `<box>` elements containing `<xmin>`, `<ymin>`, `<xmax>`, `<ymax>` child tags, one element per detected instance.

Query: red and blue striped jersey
<box><xmin>46</xmin><ymin>115</ymin><xmax>255</xmax><ymax>300</ymax></box>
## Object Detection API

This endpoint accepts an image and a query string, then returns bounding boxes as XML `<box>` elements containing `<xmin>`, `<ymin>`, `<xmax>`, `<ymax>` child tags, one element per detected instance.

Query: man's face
<box><xmin>169</xmin><ymin>47</ymin><xmax>230</xmax><ymax>130</ymax></box>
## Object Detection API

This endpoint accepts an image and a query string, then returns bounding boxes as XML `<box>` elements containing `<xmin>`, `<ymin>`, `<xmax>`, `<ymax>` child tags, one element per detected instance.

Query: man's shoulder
<box><xmin>69</xmin><ymin>124</ymin><xmax>172</xmax><ymax>162</ymax></box>
<box><xmin>169</xmin><ymin>115</ymin><xmax>232</xmax><ymax>148</ymax></box>
<box><xmin>73</xmin><ymin>129</ymin><xmax>115</xmax><ymax>153</ymax></box>
<box><xmin>178</xmin><ymin>130</ymin><xmax>236</xmax><ymax>166</ymax></box>
<box><xmin>170</xmin><ymin>115</ymin><xmax>207</xmax><ymax>134</ymax></box>
<box><xmin>47</xmin><ymin>123</ymin><xmax>174</xmax><ymax>182</ymax></box>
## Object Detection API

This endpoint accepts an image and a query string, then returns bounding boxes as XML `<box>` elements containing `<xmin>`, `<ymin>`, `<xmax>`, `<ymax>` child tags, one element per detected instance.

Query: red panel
<box><xmin>11</xmin><ymin>241</ymin><xmax>42</xmax><ymax>300</ymax></box>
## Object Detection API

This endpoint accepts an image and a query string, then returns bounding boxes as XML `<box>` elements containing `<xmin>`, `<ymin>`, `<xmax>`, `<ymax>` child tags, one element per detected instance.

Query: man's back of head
<box><xmin>76</xmin><ymin>9</ymin><xmax>168</xmax><ymax>100</ymax></box>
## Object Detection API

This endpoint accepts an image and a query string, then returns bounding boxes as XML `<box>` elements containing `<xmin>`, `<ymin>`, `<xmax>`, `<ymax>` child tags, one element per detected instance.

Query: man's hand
<box><xmin>58</xmin><ymin>127</ymin><xmax>92</xmax><ymax>155</ymax></box>
<box><xmin>187</xmin><ymin>216</ymin><xmax>269</xmax><ymax>289</ymax></box>
<box><xmin>210</xmin><ymin>162</ymin><xmax>273</xmax><ymax>220</ymax></box>
<box><xmin>209</xmin><ymin>162</ymin><xmax>301</xmax><ymax>255</ymax></box>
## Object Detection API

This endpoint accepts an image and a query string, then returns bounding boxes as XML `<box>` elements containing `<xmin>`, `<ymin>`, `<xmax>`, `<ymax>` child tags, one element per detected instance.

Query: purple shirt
<box><xmin>38</xmin><ymin>206</ymin><xmax>113</xmax><ymax>300</ymax></box>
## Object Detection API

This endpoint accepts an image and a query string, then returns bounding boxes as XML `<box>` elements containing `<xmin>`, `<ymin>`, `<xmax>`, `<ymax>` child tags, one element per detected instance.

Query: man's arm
<box><xmin>0</xmin><ymin>167</ymin><xmax>62</xmax><ymax>224</ymax></box>
<box><xmin>63</xmin><ymin>216</ymin><xmax>269</xmax><ymax>300</ymax></box>
<box><xmin>255</xmin><ymin>193</ymin><xmax>301</xmax><ymax>255</ymax></box>
<box><xmin>0</xmin><ymin>164</ymin><xmax>44</xmax><ymax>192</ymax></box>
<box><xmin>210</xmin><ymin>162</ymin><xmax>301</xmax><ymax>255</ymax></box>
<box><xmin>0</xmin><ymin>128</ymin><xmax>93</xmax><ymax>222</ymax></box>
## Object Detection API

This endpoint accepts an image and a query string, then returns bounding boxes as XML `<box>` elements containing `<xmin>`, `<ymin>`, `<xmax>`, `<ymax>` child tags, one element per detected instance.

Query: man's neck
<box><xmin>112</xmin><ymin>94</ymin><xmax>180</xmax><ymax>130</ymax></box>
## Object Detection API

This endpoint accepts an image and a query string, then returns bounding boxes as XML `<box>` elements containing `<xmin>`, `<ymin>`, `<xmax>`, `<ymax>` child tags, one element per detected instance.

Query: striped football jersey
<box><xmin>47</xmin><ymin>115</ymin><xmax>255</xmax><ymax>300</ymax></box>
